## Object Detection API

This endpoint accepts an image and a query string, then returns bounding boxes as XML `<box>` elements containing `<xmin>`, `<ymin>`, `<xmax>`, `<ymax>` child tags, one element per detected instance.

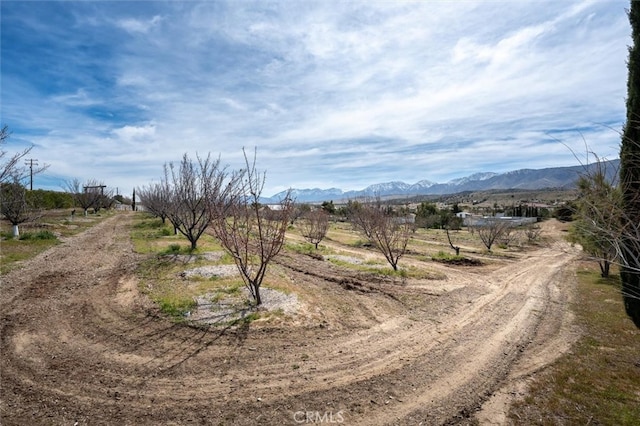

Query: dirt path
<box><xmin>0</xmin><ymin>213</ymin><xmax>579</xmax><ymax>425</ymax></box>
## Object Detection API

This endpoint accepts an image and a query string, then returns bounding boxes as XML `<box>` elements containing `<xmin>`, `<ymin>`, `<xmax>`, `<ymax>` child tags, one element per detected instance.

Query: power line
<box><xmin>24</xmin><ymin>158</ymin><xmax>38</xmax><ymax>190</ymax></box>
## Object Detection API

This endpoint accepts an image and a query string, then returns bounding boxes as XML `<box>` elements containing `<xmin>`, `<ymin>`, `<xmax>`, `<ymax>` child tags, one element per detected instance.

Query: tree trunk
<box><xmin>600</xmin><ymin>260</ymin><xmax>610</xmax><ymax>278</ymax></box>
<box><xmin>12</xmin><ymin>224</ymin><xmax>19</xmax><ymax>239</ymax></box>
<box><xmin>254</xmin><ymin>284</ymin><xmax>262</xmax><ymax>306</ymax></box>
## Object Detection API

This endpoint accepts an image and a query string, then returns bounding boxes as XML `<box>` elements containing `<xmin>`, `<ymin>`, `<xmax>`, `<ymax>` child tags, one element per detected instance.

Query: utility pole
<box><xmin>24</xmin><ymin>159</ymin><xmax>38</xmax><ymax>190</ymax></box>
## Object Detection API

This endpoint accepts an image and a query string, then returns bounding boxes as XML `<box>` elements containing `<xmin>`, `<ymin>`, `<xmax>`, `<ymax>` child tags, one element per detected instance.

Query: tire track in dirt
<box><xmin>1</xmin><ymin>213</ymin><xmax>579</xmax><ymax>425</ymax></box>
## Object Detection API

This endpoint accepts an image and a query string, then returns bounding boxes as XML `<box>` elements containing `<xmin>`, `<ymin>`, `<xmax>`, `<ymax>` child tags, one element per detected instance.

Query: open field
<box><xmin>1</xmin><ymin>210</ymin><xmax>638</xmax><ymax>425</ymax></box>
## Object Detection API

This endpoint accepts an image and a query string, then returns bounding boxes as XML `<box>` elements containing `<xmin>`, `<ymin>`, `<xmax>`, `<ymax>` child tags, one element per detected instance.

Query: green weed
<box><xmin>19</xmin><ymin>230</ymin><xmax>57</xmax><ymax>241</ymax></box>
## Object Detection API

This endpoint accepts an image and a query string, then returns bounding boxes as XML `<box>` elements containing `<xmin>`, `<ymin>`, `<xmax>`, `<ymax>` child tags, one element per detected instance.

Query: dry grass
<box><xmin>509</xmin><ymin>263</ymin><xmax>640</xmax><ymax>425</ymax></box>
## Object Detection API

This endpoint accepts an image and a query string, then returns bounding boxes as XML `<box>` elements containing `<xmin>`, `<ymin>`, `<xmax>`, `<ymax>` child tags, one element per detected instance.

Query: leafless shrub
<box><xmin>524</xmin><ymin>224</ymin><xmax>542</xmax><ymax>243</ymax></box>
<box><xmin>498</xmin><ymin>226</ymin><xmax>520</xmax><ymax>247</ymax></box>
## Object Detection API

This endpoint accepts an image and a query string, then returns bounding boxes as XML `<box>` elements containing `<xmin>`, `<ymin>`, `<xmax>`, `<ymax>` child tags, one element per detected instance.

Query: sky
<box><xmin>0</xmin><ymin>0</ymin><xmax>631</xmax><ymax>198</ymax></box>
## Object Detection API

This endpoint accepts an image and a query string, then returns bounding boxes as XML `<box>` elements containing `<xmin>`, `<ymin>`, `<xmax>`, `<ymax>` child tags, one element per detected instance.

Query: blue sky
<box><xmin>0</xmin><ymin>0</ymin><xmax>630</xmax><ymax>198</ymax></box>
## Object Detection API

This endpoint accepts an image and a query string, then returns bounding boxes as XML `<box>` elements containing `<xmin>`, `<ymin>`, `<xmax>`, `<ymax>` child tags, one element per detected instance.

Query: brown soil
<box><xmin>0</xmin><ymin>213</ymin><xmax>579</xmax><ymax>425</ymax></box>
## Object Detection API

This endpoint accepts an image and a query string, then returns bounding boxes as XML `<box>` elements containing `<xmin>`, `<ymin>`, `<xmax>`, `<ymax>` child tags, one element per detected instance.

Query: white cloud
<box><xmin>50</xmin><ymin>89</ymin><xmax>100</xmax><ymax>107</ymax></box>
<box><xmin>112</xmin><ymin>124</ymin><xmax>156</xmax><ymax>141</ymax></box>
<box><xmin>0</xmin><ymin>0</ymin><xmax>630</xmax><ymax>196</ymax></box>
<box><xmin>116</xmin><ymin>15</ymin><xmax>163</xmax><ymax>34</ymax></box>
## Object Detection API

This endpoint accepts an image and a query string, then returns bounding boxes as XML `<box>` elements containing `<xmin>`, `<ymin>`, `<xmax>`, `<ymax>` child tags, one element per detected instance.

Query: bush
<box><xmin>432</xmin><ymin>250</ymin><xmax>482</xmax><ymax>266</ymax></box>
<box><xmin>163</xmin><ymin>243</ymin><xmax>182</xmax><ymax>254</ymax></box>
<box><xmin>19</xmin><ymin>230</ymin><xmax>57</xmax><ymax>241</ymax></box>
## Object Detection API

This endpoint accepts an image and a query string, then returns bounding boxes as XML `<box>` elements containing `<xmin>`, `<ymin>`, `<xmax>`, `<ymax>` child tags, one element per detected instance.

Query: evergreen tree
<box><xmin>620</xmin><ymin>1</ymin><xmax>640</xmax><ymax>327</ymax></box>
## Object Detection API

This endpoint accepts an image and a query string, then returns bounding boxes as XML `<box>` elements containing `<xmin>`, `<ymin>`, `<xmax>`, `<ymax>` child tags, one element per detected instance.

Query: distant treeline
<box><xmin>26</xmin><ymin>189</ymin><xmax>74</xmax><ymax>210</ymax></box>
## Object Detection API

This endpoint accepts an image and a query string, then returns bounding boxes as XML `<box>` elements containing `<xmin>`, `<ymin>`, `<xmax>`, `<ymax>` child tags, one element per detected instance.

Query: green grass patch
<box><xmin>162</xmin><ymin>243</ymin><xmax>187</xmax><ymax>255</ymax></box>
<box><xmin>285</xmin><ymin>241</ymin><xmax>334</xmax><ymax>258</ymax></box>
<box><xmin>431</xmin><ymin>251</ymin><xmax>483</xmax><ymax>266</ymax></box>
<box><xmin>0</xmin><ymin>238</ymin><xmax>60</xmax><ymax>274</ymax></box>
<box><xmin>374</xmin><ymin>267</ymin><xmax>408</xmax><ymax>278</ymax></box>
<box><xmin>157</xmin><ymin>293</ymin><xmax>197</xmax><ymax>317</ymax></box>
<box><xmin>349</xmin><ymin>239</ymin><xmax>372</xmax><ymax>248</ymax></box>
<box><xmin>509</xmin><ymin>267</ymin><xmax>640</xmax><ymax>425</ymax></box>
<box><xmin>1</xmin><ymin>210</ymin><xmax>115</xmax><ymax>274</ymax></box>
<box><xmin>19</xmin><ymin>230</ymin><xmax>58</xmax><ymax>241</ymax></box>
<box><xmin>130</xmin><ymin>213</ymin><xmax>223</xmax><ymax>254</ymax></box>
<box><xmin>326</xmin><ymin>256</ymin><xmax>442</xmax><ymax>280</ymax></box>
<box><xmin>236</xmin><ymin>311</ymin><xmax>260</xmax><ymax>324</ymax></box>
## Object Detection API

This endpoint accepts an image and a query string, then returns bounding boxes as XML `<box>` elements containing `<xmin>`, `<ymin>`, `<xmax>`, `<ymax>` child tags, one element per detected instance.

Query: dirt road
<box><xmin>0</xmin><ymin>213</ymin><xmax>579</xmax><ymax>425</ymax></box>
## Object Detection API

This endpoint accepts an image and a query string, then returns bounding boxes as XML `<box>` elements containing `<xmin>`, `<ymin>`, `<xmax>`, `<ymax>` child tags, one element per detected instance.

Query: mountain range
<box><xmin>263</xmin><ymin>160</ymin><xmax>620</xmax><ymax>204</ymax></box>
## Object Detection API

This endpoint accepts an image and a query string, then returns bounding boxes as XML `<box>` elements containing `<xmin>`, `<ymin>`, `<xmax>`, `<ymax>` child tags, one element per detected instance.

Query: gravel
<box><xmin>180</xmin><ymin>264</ymin><xmax>239</xmax><ymax>279</ymax></box>
<box><xmin>189</xmin><ymin>287</ymin><xmax>300</xmax><ymax>325</ymax></box>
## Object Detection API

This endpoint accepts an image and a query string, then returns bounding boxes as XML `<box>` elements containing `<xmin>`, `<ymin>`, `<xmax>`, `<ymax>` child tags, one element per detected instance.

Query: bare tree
<box><xmin>348</xmin><ymin>199</ymin><xmax>379</xmax><ymax>242</ymax></box>
<box><xmin>1</xmin><ymin>178</ymin><xmax>41</xmax><ymax>237</ymax></box>
<box><xmin>524</xmin><ymin>224</ymin><xmax>543</xmax><ymax>243</ymax></box>
<box><xmin>1</xmin><ymin>125</ymin><xmax>48</xmax><ymax>185</ymax></box>
<box><xmin>93</xmin><ymin>186</ymin><xmax>115</xmax><ymax>213</ymax></box>
<box><xmin>211</xmin><ymin>149</ymin><xmax>293</xmax><ymax>306</ymax></box>
<box><xmin>64</xmin><ymin>178</ymin><xmax>106</xmax><ymax>216</ymax></box>
<box><xmin>445</xmin><ymin>227</ymin><xmax>460</xmax><ymax>256</ymax></box>
<box><xmin>137</xmin><ymin>175</ymin><xmax>172</xmax><ymax>225</ymax></box>
<box><xmin>290</xmin><ymin>203</ymin><xmax>311</xmax><ymax>225</ymax></box>
<box><xmin>498</xmin><ymin>226</ymin><xmax>520</xmax><ymax>248</ymax></box>
<box><xmin>371</xmin><ymin>213</ymin><xmax>412</xmax><ymax>271</ymax></box>
<box><xmin>475</xmin><ymin>218</ymin><xmax>508</xmax><ymax>251</ymax></box>
<box><xmin>442</xmin><ymin>215</ymin><xmax>462</xmax><ymax>256</ymax></box>
<box><xmin>351</xmin><ymin>202</ymin><xmax>411</xmax><ymax>271</ymax></box>
<box><xmin>167</xmin><ymin>153</ymin><xmax>225</xmax><ymax>251</ymax></box>
<box><xmin>300</xmin><ymin>209</ymin><xmax>329</xmax><ymax>249</ymax></box>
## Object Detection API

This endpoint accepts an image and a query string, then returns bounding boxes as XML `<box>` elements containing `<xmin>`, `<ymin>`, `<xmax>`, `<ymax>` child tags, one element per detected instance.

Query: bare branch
<box><xmin>350</xmin><ymin>201</ymin><xmax>410</xmax><ymax>271</ymax></box>
<box><xmin>0</xmin><ymin>177</ymin><xmax>42</xmax><ymax>238</ymax></box>
<box><xmin>166</xmin><ymin>153</ymin><xmax>226</xmax><ymax>251</ymax></box>
<box><xmin>300</xmin><ymin>209</ymin><xmax>329</xmax><ymax>249</ymax></box>
<box><xmin>211</xmin><ymin>149</ymin><xmax>294</xmax><ymax>306</ymax></box>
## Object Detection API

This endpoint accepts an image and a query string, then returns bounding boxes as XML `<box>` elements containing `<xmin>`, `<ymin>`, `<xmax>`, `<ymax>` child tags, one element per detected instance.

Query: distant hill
<box><xmin>262</xmin><ymin>159</ymin><xmax>620</xmax><ymax>203</ymax></box>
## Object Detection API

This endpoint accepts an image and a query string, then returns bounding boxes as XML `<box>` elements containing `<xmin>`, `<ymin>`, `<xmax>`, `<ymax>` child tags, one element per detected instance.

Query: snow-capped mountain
<box><xmin>261</xmin><ymin>160</ymin><xmax>619</xmax><ymax>204</ymax></box>
<box><xmin>287</xmin><ymin>187</ymin><xmax>344</xmax><ymax>200</ymax></box>
<box><xmin>447</xmin><ymin>172</ymin><xmax>498</xmax><ymax>186</ymax></box>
